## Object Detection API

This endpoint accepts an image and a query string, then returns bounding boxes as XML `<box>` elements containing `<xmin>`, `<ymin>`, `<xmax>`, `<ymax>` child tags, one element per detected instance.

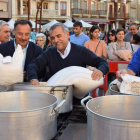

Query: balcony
<box><xmin>0</xmin><ymin>11</ymin><xmax>9</xmax><ymax>18</ymax></box>
<box><xmin>108</xmin><ymin>13</ymin><xmax>130</xmax><ymax>19</ymax></box>
<box><xmin>111</xmin><ymin>0</ymin><xmax>131</xmax><ymax>2</ymax></box>
<box><xmin>130</xmin><ymin>3</ymin><xmax>137</xmax><ymax>9</ymax></box>
<box><xmin>71</xmin><ymin>8</ymin><xmax>107</xmax><ymax>16</ymax></box>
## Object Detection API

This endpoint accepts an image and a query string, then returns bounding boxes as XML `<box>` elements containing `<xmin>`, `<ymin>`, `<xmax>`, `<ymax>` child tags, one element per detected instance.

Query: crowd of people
<box><xmin>1</xmin><ymin>19</ymin><xmax>140</xmax><ymax>96</ymax></box>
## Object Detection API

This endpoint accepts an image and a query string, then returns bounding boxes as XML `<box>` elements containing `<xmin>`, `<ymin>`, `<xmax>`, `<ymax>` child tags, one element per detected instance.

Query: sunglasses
<box><xmin>109</xmin><ymin>34</ymin><xmax>115</xmax><ymax>36</ymax></box>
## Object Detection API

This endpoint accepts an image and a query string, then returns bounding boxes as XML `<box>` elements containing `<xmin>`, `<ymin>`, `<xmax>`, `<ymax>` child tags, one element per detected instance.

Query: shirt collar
<box><xmin>57</xmin><ymin>42</ymin><xmax>71</xmax><ymax>59</ymax></box>
<box><xmin>14</xmin><ymin>39</ymin><xmax>29</xmax><ymax>50</ymax></box>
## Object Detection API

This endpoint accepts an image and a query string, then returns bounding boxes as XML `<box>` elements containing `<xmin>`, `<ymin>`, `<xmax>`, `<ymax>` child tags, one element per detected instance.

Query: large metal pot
<box><xmin>11</xmin><ymin>82</ymin><xmax>73</xmax><ymax>113</ymax></box>
<box><xmin>0</xmin><ymin>85</ymin><xmax>7</xmax><ymax>92</ymax></box>
<box><xmin>0</xmin><ymin>91</ymin><xmax>64</xmax><ymax>140</ymax></box>
<box><xmin>108</xmin><ymin>84</ymin><xmax>140</xmax><ymax>96</ymax></box>
<box><xmin>81</xmin><ymin>95</ymin><xmax>140</xmax><ymax>140</ymax></box>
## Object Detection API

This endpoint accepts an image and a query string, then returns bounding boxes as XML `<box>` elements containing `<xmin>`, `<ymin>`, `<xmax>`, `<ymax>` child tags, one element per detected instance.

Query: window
<box><xmin>55</xmin><ymin>2</ymin><xmax>58</xmax><ymax>10</ymax></box>
<box><xmin>43</xmin><ymin>3</ymin><xmax>48</xmax><ymax>9</ymax></box>
<box><xmin>118</xmin><ymin>3</ymin><xmax>120</xmax><ymax>13</ymax></box>
<box><xmin>82</xmin><ymin>1</ymin><xmax>87</xmax><ymax>9</ymax></box>
<box><xmin>37</xmin><ymin>2</ymin><xmax>41</xmax><ymax>9</ymax></box>
<box><xmin>91</xmin><ymin>1</ymin><xmax>96</xmax><ymax>10</ymax></box>
<box><xmin>0</xmin><ymin>2</ymin><xmax>7</xmax><ymax>11</ymax></box>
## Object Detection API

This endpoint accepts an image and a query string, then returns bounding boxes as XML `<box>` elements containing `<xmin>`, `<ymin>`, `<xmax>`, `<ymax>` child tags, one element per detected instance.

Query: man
<box><xmin>117</xmin><ymin>47</ymin><xmax>140</xmax><ymax>81</ymax></box>
<box><xmin>0</xmin><ymin>20</ymin><xmax>10</xmax><ymax>43</ymax></box>
<box><xmin>124</xmin><ymin>22</ymin><xmax>140</xmax><ymax>42</ymax></box>
<box><xmin>26</xmin><ymin>23</ymin><xmax>109</xmax><ymax>85</ymax></box>
<box><xmin>0</xmin><ymin>19</ymin><xmax>42</xmax><ymax>80</ymax></box>
<box><xmin>70</xmin><ymin>21</ymin><xmax>90</xmax><ymax>46</ymax></box>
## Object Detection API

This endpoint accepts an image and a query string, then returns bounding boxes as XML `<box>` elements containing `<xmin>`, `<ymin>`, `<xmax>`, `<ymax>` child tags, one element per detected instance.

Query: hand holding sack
<box><xmin>0</xmin><ymin>44</ymin><xmax>24</xmax><ymax>86</ymax></box>
<box><xmin>46</xmin><ymin>66</ymin><xmax>104</xmax><ymax>99</ymax></box>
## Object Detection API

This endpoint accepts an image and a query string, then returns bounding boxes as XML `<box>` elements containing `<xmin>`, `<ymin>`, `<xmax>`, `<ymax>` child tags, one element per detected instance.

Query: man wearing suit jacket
<box><xmin>0</xmin><ymin>19</ymin><xmax>42</xmax><ymax>80</ymax></box>
<box><xmin>26</xmin><ymin>23</ymin><xmax>109</xmax><ymax>85</ymax></box>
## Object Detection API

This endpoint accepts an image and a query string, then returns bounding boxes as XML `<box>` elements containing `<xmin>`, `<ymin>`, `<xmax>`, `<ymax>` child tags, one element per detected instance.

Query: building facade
<box><xmin>12</xmin><ymin>0</ymin><xmax>70</xmax><ymax>24</ymax></box>
<box><xmin>70</xmin><ymin>0</ymin><xmax>131</xmax><ymax>31</ymax></box>
<box><xmin>0</xmin><ymin>0</ymin><xmax>12</xmax><ymax>21</ymax></box>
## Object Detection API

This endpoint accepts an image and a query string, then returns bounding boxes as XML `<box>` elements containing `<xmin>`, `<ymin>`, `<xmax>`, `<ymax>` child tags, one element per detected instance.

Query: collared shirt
<box><xmin>57</xmin><ymin>42</ymin><xmax>71</xmax><ymax>59</ymax></box>
<box><xmin>14</xmin><ymin>39</ymin><xmax>29</xmax><ymax>70</ymax></box>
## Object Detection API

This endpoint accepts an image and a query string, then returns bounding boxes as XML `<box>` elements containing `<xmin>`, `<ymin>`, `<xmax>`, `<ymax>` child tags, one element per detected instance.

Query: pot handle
<box><xmin>81</xmin><ymin>96</ymin><xmax>93</xmax><ymax>110</ymax></box>
<box><xmin>54</xmin><ymin>99</ymin><xmax>66</xmax><ymax>113</ymax></box>
<box><xmin>50</xmin><ymin>100</ymin><xmax>66</xmax><ymax>121</ymax></box>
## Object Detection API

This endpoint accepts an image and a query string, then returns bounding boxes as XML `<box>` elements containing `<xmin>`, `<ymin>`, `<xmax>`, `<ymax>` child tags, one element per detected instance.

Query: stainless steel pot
<box><xmin>109</xmin><ymin>84</ymin><xmax>140</xmax><ymax>96</ymax></box>
<box><xmin>11</xmin><ymin>82</ymin><xmax>73</xmax><ymax>113</ymax></box>
<box><xmin>0</xmin><ymin>91</ymin><xmax>65</xmax><ymax>140</ymax></box>
<box><xmin>81</xmin><ymin>95</ymin><xmax>140</xmax><ymax>140</ymax></box>
<box><xmin>0</xmin><ymin>85</ymin><xmax>7</xmax><ymax>92</ymax></box>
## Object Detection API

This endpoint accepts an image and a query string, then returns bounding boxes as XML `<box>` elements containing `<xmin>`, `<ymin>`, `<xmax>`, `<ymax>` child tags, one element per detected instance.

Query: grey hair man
<box><xmin>0</xmin><ymin>20</ymin><xmax>10</xmax><ymax>43</ymax></box>
<box><xmin>124</xmin><ymin>22</ymin><xmax>140</xmax><ymax>42</ymax></box>
<box><xmin>26</xmin><ymin>23</ymin><xmax>109</xmax><ymax>85</ymax></box>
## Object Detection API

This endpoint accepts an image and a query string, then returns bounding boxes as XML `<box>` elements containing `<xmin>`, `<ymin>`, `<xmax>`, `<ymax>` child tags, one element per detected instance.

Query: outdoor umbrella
<box><xmin>63</xmin><ymin>20</ymin><xmax>74</xmax><ymax>28</ymax></box>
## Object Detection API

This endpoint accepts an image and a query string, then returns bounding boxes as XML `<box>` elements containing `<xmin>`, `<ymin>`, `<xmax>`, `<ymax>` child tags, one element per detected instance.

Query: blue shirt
<box><xmin>14</xmin><ymin>39</ymin><xmax>29</xmax><ymax>70</ymax></box>
<box><xmin>70</xmin><ymin>33</ymin><xmax>90</xmax><ymax>46</ymax></box>
<box><xmin>128</xmin><ymin>47</ymin><xmax>140</xmax><ymax>75</ymax></box>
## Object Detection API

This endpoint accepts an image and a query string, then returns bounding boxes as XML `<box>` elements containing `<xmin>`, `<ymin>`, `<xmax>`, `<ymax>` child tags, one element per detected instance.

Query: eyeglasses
<box><xmin>36</xmin><ymin>40</ymin><xmax>44</xmax><ymax>42</ymax></box>
<box><xmin>109</xmin><ymin>34</ymin><xmax>114</xmax><ymax>36</ymax></box>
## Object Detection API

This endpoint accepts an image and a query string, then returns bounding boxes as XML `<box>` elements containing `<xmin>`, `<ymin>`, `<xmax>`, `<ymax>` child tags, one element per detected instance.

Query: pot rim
<box><xmin>0</xmin><ymin>91</ymin><xmax>58</xmax><ymax>113</ymax></box>
<box><xmin>87</xmin><ymin>96</ymin><xmax>140</xmax><ymax>122</ymax></box>
<box><xmin>0</xmin><ymin>85</ymin><xmax>8</xmax><ymax>92</ymax></box>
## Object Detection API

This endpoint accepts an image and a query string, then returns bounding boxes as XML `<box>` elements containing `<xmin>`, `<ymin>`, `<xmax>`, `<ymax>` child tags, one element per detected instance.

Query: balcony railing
<box><xmin>72</xmin><ymin>8</ymin><xmax>107</xmax><ymax>16</ymax></box>
<box><xmin>108</xmin><ymin>13</ymin><xmax>130</xmax><ymax>19</ymax></box>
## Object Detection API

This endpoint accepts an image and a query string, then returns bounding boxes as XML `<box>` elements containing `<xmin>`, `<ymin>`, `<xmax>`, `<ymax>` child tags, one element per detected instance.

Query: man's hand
<box><xmin>30</xmin><ymin>79</ymin><xmax>40</xmax><ymax>85</ymax></box>
<box><xmin>91</xmin><ymin>69</ymin><xmax>103</xmax><ymax>80</ymax></box>
<box><xmin>87</xmin><ymin>66</ymin><xmax>103</xmax><ymax>80</ymax></box>
<box><xmin>116</xmin><ymin>69</ymin><xmax>127</xmax><ymax>82</ymax></box>
<box><xmin>23</xmin><ymin>71</ymin><xmax>26</xmax><ymax>79</ymax></box>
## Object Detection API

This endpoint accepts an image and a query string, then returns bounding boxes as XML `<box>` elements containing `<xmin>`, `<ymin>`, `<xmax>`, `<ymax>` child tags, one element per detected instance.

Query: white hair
<box><xmin>0</xmin><ymin>20</ymin><xmax>9</xmax><ymax>30</ymax></box>
<box><xmin>36</xmin><ymin>33</ymin><xmax>46</xmax><ymax>41</ymax></box>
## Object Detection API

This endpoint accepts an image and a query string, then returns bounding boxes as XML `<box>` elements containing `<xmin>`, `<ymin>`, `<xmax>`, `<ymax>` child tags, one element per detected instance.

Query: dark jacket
<box><xmin>0</xmin><ymin>40</ymin><xmax>42</xmax><ymax>71</ymax></box>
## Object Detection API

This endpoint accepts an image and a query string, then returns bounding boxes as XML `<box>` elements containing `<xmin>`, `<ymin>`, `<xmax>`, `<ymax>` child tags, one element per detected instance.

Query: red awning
<box><xmin>73</xmin><ymin>18</ymin><xmax>110</xmax><ymax>24</ymax></box>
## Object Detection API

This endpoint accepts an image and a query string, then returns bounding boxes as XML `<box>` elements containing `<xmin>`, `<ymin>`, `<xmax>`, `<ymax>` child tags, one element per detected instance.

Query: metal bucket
<box><xmin>0</xmin><ymin>85</ymin><xmax>7</xmax><ymax>92</ymax></box>
<box><xmin>0</xmin><ymin>91</ymin><xmax>64</xmax><ymax>140</ymax></box>
<box><xmin>12</xmin><ymin>82</ymin><xmax>73</xmax><ymax>113</ymax></box>
<box><xmin>81</xmin><ymin>95</ymin><xmax>140</xmax><ymax>140</ymax></box>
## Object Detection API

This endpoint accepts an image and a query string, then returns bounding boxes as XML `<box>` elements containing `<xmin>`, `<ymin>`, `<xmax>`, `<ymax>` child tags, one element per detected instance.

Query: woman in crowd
<box><xmin>43</xmin><ymin>32</ymin><xmax>52</xmax><ymax>51</ymax></box>
<box><xmin>107</xmin><ymin>30</ymin><xmax>117</xmax><ymax>47</ymax></box>
<box><xmin>84</xmin><ymin>25</ymin><xmax>107</xmax><ymax>60</ymax></box>
<box><xmin>107</xmin><ymin>28</ymin><xmax>132</xmax><ymax>61</ymax></box>
<box><xmin>36</xmin><ymin>33</ymin><xmax>46</xmax><ymax>49</ymax></box>
<box><xmin>130</xmin><ymin>34</ymin><xmax>140</xmax><ymax>55</ymax></box>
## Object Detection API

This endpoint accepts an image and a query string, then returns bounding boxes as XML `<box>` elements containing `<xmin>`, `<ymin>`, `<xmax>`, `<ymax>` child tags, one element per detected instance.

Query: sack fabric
<box><xmin>46</xmin><ymin>66</ymin><xmax>104</xmax><ymax>99</ymax></box>
<box><xmin>120</xmin><ymin>74</ymin><xmax>140</xmax><ymax>94</ymax></box>
<box><xmin>0</xmin><ymin>44</ymin><xmax>23</xmax><ymax>86</ymax></box>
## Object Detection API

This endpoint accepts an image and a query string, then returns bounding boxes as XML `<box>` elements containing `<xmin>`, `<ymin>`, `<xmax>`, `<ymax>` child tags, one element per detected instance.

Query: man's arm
<box><xmin>26</xmin><ymin>51</ymin><xmax>49</xmax><ymax>83</ymax></box>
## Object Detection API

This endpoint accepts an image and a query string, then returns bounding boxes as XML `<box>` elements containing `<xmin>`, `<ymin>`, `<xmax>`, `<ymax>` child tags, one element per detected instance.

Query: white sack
<box><xmin>46</xmin><ymin>66</ymin><xmax>104</xmax><ymax>99</ymax></box>
<box><xmin>120</xmin><ymin>74</ymin><xmax>140</xmax><ymax>94</ymax></box>
<box><xmin>0</xmin><ymin>44</ymin><xmax>24</xmax><ymax>86</ymax></box>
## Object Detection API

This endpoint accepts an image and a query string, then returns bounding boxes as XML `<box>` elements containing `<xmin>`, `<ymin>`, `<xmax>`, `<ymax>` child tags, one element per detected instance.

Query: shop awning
<box><xmin>73</xmin><ymin>18</ymin><xmax>110</xmax><ymax>24</ymax></box>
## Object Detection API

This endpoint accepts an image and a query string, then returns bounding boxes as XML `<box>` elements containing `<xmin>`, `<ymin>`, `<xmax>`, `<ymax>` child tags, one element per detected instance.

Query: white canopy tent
<box><xmin>42</xmin><ymin>20</ymin><xmax>59</xmax><ymax>31</ymax></box>
<box><xmin>63</xmin><ymin>20</ymin><xmax>74</xmax><ymax>28</ymax></box>
<box><xmin>79</xmin><ymin>20</ymin><xmax>92</xmax><ymax>28</ymax></box>
<box><xmin>29</xmin><ymin>20</ymin><xmax>40</xmax><ymax>29</ymax></box>
<box><xmin>8</xmin><ymin>19</ymin><xmax>15</xmax><ymax>29</ymax></box>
